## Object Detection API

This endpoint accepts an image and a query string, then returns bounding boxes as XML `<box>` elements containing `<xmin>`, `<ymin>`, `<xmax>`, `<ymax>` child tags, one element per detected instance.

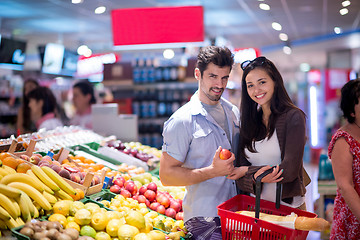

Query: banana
<box><xmin>1</xmin><ymin>173</ymin><xmax>45</xmax><ymax>193</ymax></box>
<box><xmin>0</xmin><ymin>183</ymin><xmax>22</xmax><ymax>198</ymax></box>
<box><xmin>41</xmin><ymin>166</ymin><xmax>76</xmax><ymax>195</ymax></box>
<box><xmin>0</xmin><ymin>193</ymin><xmax>19</xmax><ymax>219</ymax></box>
<box><xmin>42</xmin><ymin>191</ymin><xmax>57</xmax><ymax>204</ymax></box>
<box><xmin>33</xmin><ymin>206</ymin><xmax>39</xmax><ymax>218</ymax></box>
<box><xmin>9</xmin><ymin>198</ymin><xmax>21</xmax><ymax>218</ymax></box>
<box><xmin>26</xmin><ymin>170</ymin><xmax>54</xmax><ymax>194</ymax></box>
<box><xmin>2</xmin><ymin>165</ymin><xmax>16</xmax><ymax>174</ymax></box>
<box><xmin>15</xmin><ymin>217</ymin><xmax>24</xmax><ymax>226</ymax></box>
<box><xmin>0</xmin><ymin>168</ymin><xmax>8</xmax><ymax>176</ymax></box>
<box><xmin>54</xmin><ymin>189</ymin><xmax>74</xmax><ymax>201</ymax></box>
<box><xmin>7</xmin><ymin>182</ymin><xmax>52</xmax><ymax>211</ymax></box>
<box><xmin>5</xmin><ymin>217</ymin><xmax>19</xmax><ymax>229</ymax></box>
<box><xmin>0</xmin><ymin>205</ymin><xmax>11</xmax><ymax>221</ymax></box>
<box><xmin>20</xmin><ymin>191</ymin><xmax>35</xmax><ymax>217</ymax></box>
<box><xmin>31</xmin><ymin>165</ymin><xmax>60</xmax><ymax>192</ymax></box>
<box><xmin>17</xmin><ymin>193</ymin><xmax>30</xmax><ymax>221</ymax></box>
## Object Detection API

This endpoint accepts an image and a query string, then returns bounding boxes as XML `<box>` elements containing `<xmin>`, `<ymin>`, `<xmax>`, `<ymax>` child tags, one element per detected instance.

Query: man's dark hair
<box><xmin>196</xmin><ymin>46</ymin><xmax>234</xmax><ymax>77</ymax></box>
<box><xmin>340</xmin><ymin>78</ymin><xmax>360</xmax><ymax>123</ymax></box>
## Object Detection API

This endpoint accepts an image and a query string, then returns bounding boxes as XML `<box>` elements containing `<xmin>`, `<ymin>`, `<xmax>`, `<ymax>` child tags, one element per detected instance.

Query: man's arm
<box><xmin>159</xmin><ymin>147</ymin><xmax>235</xmax><ymax>186</ymax></box>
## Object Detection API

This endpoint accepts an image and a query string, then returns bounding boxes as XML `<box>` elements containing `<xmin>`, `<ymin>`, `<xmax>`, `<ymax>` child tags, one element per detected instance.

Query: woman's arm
<box><xmin>331</xmin><ymin>137</ymin><xmax>360</xmax><ymax>221</ymax></box>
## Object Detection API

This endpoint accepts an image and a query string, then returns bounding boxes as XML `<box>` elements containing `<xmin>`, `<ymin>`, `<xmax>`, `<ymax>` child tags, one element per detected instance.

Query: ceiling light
<box><xmin>339</xmin><ymin>8</ymin><xmax>349</xmax><ymax>15</ymax></box>
<box><xmin>77</xmin><ymin>45</ymin><xmax>92</xmax><ymax>56</ymax></box>
<box><xmin>83</xmin><ymin>49</ymin><xmax>92</xmax><ymax>57</ymax></box>
<box><xmin>95</xmin><ymin>6</ymin><xmax>106</xmax><ymax>14</ymax></box>
<box><xmin>342</xmin><ymin>0</ymin><xmax>351</xmax><ymax>7</ymax></box>
<box><xmin>163</xmin><ymin>49</ymin><xmax>175</xmax><ymax>59</ymax></box>
<box><xmin>283</xmin><ymin>46</ymin><xmax>292</xmax><ymax>55</ymax></box>
<box><xmin>279</xmin><ymin>33</ymin><xmax>288</xmax><ymax>41</ymax></box>
<box><xmin>72</xmin><ymin>0</ymin><xmax>83</xmax><ymax>4</ymax></box>
<box><xmin>272</xmin><ymin>22</ymin><xmax>282</xmax><ymax>31</ymax></box>
<box><xmin>334</xmin><ymin>27</ymin><xmax>342</xmax><ymax>34</ymax></box>
<box><xmin>300</xmin><ymin>63</ymin><xmax>311</xmax><ymax>72</ymax></box>
<box><xmin>259</xmin><ymin>3</ymin><xmax>270</xmax><ymax>10</ymax></box>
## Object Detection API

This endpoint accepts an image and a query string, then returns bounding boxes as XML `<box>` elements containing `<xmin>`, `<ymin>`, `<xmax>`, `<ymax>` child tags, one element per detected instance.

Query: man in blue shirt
<box><xmin>160</xmin><ymin>46</ymin><xmax>240</xmax><ymax>239</ymax></box>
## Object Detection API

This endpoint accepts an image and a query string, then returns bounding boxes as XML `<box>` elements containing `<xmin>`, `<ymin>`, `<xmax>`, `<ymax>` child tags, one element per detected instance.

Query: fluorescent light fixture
<box><xmin>309</xmin><ymin>86</ymin><xmax>318</xmax><ymax>147</ymax></box>
<box><xmin>163</xmin><ymin>49</ymin><xmax>175</xmax><ymax>59</ymax></box>
<box><xmin>72</xmin><ymin>0</ymin><xmax>83</xmax><ymax>4</ymax></box>
<box><xmin>95</xmin><ymin>6</ymin><xmax>106</xmax><ymax>14</ymax></box>
<box><xmin>299</xmin><ymin>63</ymin><xmax>311</xmax><ymax>72</ymax></box>
<box><xmin>334</xmin><ymin>27</ymin><xmax>342</xmax><ymax>34</ymax></box>
<box><xmin>279</xmin><ymin>33</ymin><xmax>288</xmax><ymax>41</ymax></box>
<box><xmin>259</xmin><ymin>3</ymin><xmax>270</xmax><ymax>10</ymax></box>
<box><xmin>340</xmin><ymin>8</ymin><xmax>349</xmax><ymax>15</ymax></box>
<box><xmin>272</xmin><ymin>22</ymin><xmax>282</xmax><ymax>31</ymax></box>
<box><xmin>283</xmin><ymin>46</ymin><xmax>292</xmax><ymax>55</ymax></box>
<box><xmin>113</xmin><ymin>41</ymin><xmax>206</xmax><ymax>51</ymax></box>
<box><xmin>342</xmin><ymin>0</ymin><xmax>351</xmax><ymax>7</ymax></box>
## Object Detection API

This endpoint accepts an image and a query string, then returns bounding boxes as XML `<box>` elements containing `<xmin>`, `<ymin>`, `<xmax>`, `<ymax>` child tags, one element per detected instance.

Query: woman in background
<box><xmin>70</xmin><ymin>80</ymin><xmax>96</xmax><ymax>129</ymax></box>
<box><xmin>16</xmin><ymin>78</ymin><xmax>39</xmax><ymax>134</ymax></box>
<box><xmin>328</xmin><ymin>78</ymin><xmax>360</xmax><ymax>239</ymax></box>
<box><xmin>27</xmin><ymin>86</ymin><xmax>63</xmax><ymax>131</ymax></box>
<box><xmin>228</xmin><ymin>56</ymin><xmax>308</xmax><ymax>210</ymax></box>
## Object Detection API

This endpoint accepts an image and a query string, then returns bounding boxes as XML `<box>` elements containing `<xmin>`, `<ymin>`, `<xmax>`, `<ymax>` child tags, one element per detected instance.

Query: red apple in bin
<box><xmin>147</xmin><ymin>182</ymin><xmax>157</xmax><ymax>193</ymax></box>
<box><xmin>120</xmin><ymin>189</ymin><xmax>132</xmax><ymax>198</ymax></box>
<box><xmin>145</xmin><ymin>199</ymin><xmax>151</xmax><ymax>207</ymax></box>
<box><xmin>156</xmin><ymin>205</ymin><xmax>166</xmax><ymax>215</ymax></box>
<box><xmin>137</xmin><ymin>195</ymin><xmax>147</xmax><ymax>204</ymax></box>
<box><xmin>113</xmin><ymin>177</ymin><xmax>125</xmax><ymax>188</ymax></box>
<box><xmin>157</xmin><ymin>194</ymin><xmax>170</xmax><ymax>208</ymax></box>
<box><xmin>132</xmin><ymin>194</ymin><xmax>139</xmax><ymax>201</ymax></box>
<box><xmin>144</xmin><ymin>190</ymin><xmax>156</xmax><ymax>202</ymax></box>
<box><xmin>219</xmin><ymin>149</ymin><xmax>232</xmax><ymax>160</ymax></box>
<box><xmin>125</xmin><ymin>182</ymin><xmax>137</xmax><ymax>196</ymax></box>
<box><xmin>124</xmin><ymin>180</ymin><xmax>134</xmax><ymax>188</ymax></box>
<box><xmin>170</xmin><ymin>200</ymin><xmax>182</xmax><ymax>213</ymax></box>
<box><xmin>138</xmin><ymin>186</ymin><xmax>147</xmax><ymax>195</ymax></box>
<box><xmin>150</xmin><ymin>202</ymin><xmax>160</xmax><ymax>211</ymax></box>
<box><xmin>176</xmin><ymin>212</ymin><xmax>184</xmax><ymax>220</ymax></box>
<box><xmin>110</xmin><ymin>185</ymin><xmax>121</xmax><ymax>194</ymax></box>
<box><xmin>165</xmin><ymin>208</ymin><xmax>177</xmax><ymax>219</ymax></box>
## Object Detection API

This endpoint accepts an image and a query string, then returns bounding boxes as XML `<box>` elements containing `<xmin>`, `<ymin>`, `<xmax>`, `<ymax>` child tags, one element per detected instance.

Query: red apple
<box><xmin>175</xmin><ymin>212</ymin><xmax>184</xmax><ymax>220</ymax></box>
<box><xmin>144</xmin><ymin>190</ymin><xmax>156</xmax><ymax>202</ymax></box>
<box><xmin>150</xmin><ymin>202</ymin><xmax>160</xmax><ymax>211</ymax></box>
<box><xmin>124</xmin><ymin>180</ymin><xmax>134</xmax><ymax>188</ymax></box>
<box><xmin>70</xmin><ymin>173</ymin><xmax>81</xmax><ymax>183</ymax></box>
<box><xmin>120</xmin><ymin>189</ymin><xmax>132</xmax><ymax>198</ymax></box>
<box><xmin>170</xmin><ymin>201</ymin><xmax>182</xmax><ymax>213</ymax></box>
<box><xmin>156</xmin><ymin>205</ymin><xmax>166</xmax><ymax>215</ymax></box>
<box><xmin>125</xmin><ymin>182</ymin><xmax>137</xmax><ymax>196</ymax></box>
<box><xmin>137</xmin><ymin>195</ymin><xmax>147</xmax><ymax>204</ymax></box>
<box><xmin>219</xmin><ymin>149</ymin><xmax>232</xmax><ymax>160</ymax></box>
<box><xmin>145</xmin><ymin>199</ymin><xmax>150</xmax><ymax>207</ymax></box>
<box><xmin>138</xmin><ymin>186</ymin><xmax>147</xmax><ymax>195</ymax></box>
<box><xmin>110</xmin><ymin>185</ymin><xmax>121</xmax><ymax>194</ymax></box>
<box><xmin>113</xmin><ymin>178</ymin><xmax>124</xmax><ymax>188</ymax></box>
<box><xmin>132</xmin><ymin>194</ymin><xmax>139</xmax><ymax>201</ymax></box>
<box><xmin>157</xmin><ymin>194</ymin><xmax>170</xmax><ymax>208</ymax></box>
<box><xmin>165</xmin><ymin>208</ymin><xmax>177</xmax><ymax>219</ymax></box>
<box><xmin>147</xmin><ymin>182</ymin><xmax>157</xmax><ymax>193</ymax></box>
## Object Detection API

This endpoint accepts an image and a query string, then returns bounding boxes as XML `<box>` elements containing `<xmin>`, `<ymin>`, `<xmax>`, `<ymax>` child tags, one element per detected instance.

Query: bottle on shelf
<box><xmin>132</xmin><ymin>58</ymin><xmax>141</xmax><ymax>85</ymax></box>
<box><xmin>140</xmin><ymin>58</ymin><xmax>148</xmax><ymax>84</ymax></box>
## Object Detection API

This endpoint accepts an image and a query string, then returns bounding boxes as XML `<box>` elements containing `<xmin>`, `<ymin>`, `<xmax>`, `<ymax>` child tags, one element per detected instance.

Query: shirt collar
<box><xmin>36</xmin><ymin>112</ymin><xmax>55</xmax><ymax>129</ymax></box>
<box><xmin>190</xmin><ymin>91</ymin><xmax>227</xmax><ymax>116</ymax></box>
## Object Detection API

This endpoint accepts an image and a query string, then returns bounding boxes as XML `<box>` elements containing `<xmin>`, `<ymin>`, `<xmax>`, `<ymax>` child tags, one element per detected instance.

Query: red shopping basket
<box><xmin>217</xmin><ymin>170</ymin><xmax>317</xmax><ymax>240</ymax></box>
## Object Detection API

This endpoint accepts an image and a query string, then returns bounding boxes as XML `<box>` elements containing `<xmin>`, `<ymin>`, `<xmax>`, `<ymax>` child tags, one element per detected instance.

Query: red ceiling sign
<box><xmin>111</xmin><ymin>6</ymin><xmax>204</xmax><ymax>46</ymax></box>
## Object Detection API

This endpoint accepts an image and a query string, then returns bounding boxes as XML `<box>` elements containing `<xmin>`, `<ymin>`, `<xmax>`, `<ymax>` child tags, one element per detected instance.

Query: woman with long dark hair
<box><xmin>227</xmin><ymin>56</ymin><xmax>308</xmax><ymax>210</ymax></box>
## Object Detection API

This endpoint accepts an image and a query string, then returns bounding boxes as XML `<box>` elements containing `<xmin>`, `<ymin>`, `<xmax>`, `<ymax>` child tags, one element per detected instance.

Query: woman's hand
<box><xmin>227</xmin><ymin>166</ymin><xmax>249</xmax><ymax>180</ymax></box>
<box><xmin>254</xmin><ymin>165</ymin><xmax>283</xmax><ymax>183</ymax></box>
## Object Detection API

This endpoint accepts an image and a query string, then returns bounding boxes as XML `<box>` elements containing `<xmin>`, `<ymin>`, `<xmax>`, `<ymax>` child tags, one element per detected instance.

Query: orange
<box><xmin>2</xmin><ymin>157</ymin><xmax>20</xmax><ymax>169</ymax></box>
<box><xmin>16</xmin><ymin>162</ymin><xmax>32</xmax><ymax>173</ymax></box>
<box><xmin>0</xmin><ymin>152</ymin><xmax>11</xmax><ymax>161</ymax></box>
<box><xmin>75</xmin><ymin>188</ymin><xmax>85</xmax><ymax>200</ymax></box>
<box><xmin>84</xmin><ymin>158</ymin><xmax>95</xmax><ymax>164</ymax></box>
<box><xmin>49</xmin><ymin>213</ymin><xmax>67</xmax><ymax>227</ymax></box>
<box><xmin>62</xmin><ymin>159</ymin><xmax>70</xmax><ymax>164</ymax></box>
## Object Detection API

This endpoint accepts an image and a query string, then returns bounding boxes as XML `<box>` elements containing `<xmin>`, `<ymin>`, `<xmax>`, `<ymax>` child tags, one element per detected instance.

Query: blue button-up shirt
<box><xmin>162</xmin><ymin>93</ymin><xmax>240</xmax><ymax>221</ymax></box>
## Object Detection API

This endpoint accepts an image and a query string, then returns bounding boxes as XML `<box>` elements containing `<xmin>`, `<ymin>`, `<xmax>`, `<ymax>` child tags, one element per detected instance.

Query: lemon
<box><xmin>117</xmin><ymin>224</ymin><xmax>139</xmax><ymax>240</ymax></box>
<box><xmin>80</xmin><ymin>225</ymin><xmax>96</xmax><ymax>238</ymax></box>
<box><xmin>69</xmin><ymin>201</ymin><xmax>85</xmax><ymax>216</ymax></box>
<box><xmin>153</xmin><ymin>220</ymin><xmax>165</xmax><ymax>231</ymax></box>
<box><xmin>125</xmin><ymin>210</ymin><xmax>146</xmax><ymax>231</ymax></box>
<box><xmin>75</xmin><ymin>209</ymin><xmax>92</xmax><ymax>226</ymax></box>
<box><xmin>53</xmin><ymin>200</ymin><xmax>71</xmax><ymax>216</ymax></box>
<box><xmin>91</xmin><ymin>212</ymin><xmax>109</xmax><ymax>231</ymax></box>
<box><xmin>105</xmin><ymin>211</ymin><xmax>121</xmax><ymax>220</ymax></box>
<box><xmin>85</xmin><ymin>202</ymin><xmax>101</xmax><ymax>214</ymax></box>
<box><xmin>147</xmin><ymin>230</ymin><xmax>166</xmax><ymax>240</ymax></box>
<box><xmin>66</xmin><ymin>221</ymin><xmax>80</xmax><ymax>231</ymax></box>
<box><xmin>138</xmin><ymin>208</ymin><xmax>149</xmax><ymax>216</ymax></box>
<box><xmin>106</xmin><ymin>218</ymin><xmax>124</xmax><ymax>237</ymax></box>
<box><xmin>48</xmin><ymin>213</ymin><xmax>67</xmax><ymax>228</ymax></box>
<box><xmin>134</xmin><ymin>233</ymin><xmax>151</xmax><ymax>240</ymax></box>
<box><xmin>67</xmin><ymin>216</ymin><xmax>75</xmax><ymax>223</ymax></box>
<box><xmin>144</xmin><ymin>212</ymin><xmax>158</xmax><ymax>219</ymax></box>
<box><xmin>140</xmin><ymin>219</ymin><xmax>153</xmax><ymax>233</ymax></box>
<box><xmin>95</xmin><ymin>231</ymin><xmax>112</xmax><ymax>240</ymax></box>
<box><xmin>100</xmin><ymin>200</ymin><xmax>110</xmax><ymax>208</ymax></box>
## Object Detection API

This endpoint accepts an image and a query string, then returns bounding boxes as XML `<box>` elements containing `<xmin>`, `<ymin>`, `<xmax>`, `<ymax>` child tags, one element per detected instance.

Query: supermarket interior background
<box><xmin>0</xmin><ymin>0</ymin><xmax>360</xmax><ymax>239</ymax></box>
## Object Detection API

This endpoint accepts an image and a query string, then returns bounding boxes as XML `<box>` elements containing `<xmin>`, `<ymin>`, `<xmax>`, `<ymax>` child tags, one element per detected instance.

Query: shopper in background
<box><xmin>70</xmin><ymin>80</ymin><xmax>96</xmax><ymax>129</ymax></box>
<box><xmin>159</xmin><ymin>46</ymin><xmax>245</xmax><ymax>239</ymax></box>
<box><xmin>16</xmin><ymin>78</ymin><xmax>39</xmax><ymax>134</ymax></box>
<box><xmin>228</xmin><ymin>56</ymin><xmax>307</xmax><ymax>210</ymax></box>
<box><xmin>328</xmin><ymin>78</ymin><xmax>360</xmax><ymax>239</ymax></box>
<box><xmin>27</xmin><ymin>86</ymin><xmax>63</xmax><ymax>131</ymax></box>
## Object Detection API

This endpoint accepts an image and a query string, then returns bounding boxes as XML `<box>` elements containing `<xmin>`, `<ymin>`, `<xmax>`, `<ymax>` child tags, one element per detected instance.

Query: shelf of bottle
<box><xmin>104</xmin><ymin>80</ymin><xmax>198</xmax><ymax>91</ymax></box>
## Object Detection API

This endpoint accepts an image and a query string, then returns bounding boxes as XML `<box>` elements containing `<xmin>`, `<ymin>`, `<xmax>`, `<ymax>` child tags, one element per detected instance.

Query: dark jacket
<box><xmin>236</xmin><ymin>108</ymin><xmax>307</xmax><ymax>201</ymax></box>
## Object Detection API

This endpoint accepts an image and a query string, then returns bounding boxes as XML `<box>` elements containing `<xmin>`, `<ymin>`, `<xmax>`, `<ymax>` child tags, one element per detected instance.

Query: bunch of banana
<box><xmin>0</xmin><ymin>164</ymin><xmax>17</xmax><ymax>180</ymax></box>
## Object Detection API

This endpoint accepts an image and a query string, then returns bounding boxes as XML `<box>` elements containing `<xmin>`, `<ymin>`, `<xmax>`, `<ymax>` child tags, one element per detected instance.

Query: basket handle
<box><xmin>255</xmin><ymin>168</ymin><xmax>282</xmax><ymax>220</ymax></box>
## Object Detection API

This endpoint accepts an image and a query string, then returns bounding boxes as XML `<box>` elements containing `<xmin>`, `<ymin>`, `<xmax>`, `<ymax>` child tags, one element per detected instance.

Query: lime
<box><xmin>80</xmin><ymin>225</ymin><xmax>96</xmax><ymax>238</ymax></box>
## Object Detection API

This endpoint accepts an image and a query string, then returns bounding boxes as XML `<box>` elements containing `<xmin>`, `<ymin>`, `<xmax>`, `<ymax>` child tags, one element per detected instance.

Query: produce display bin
<box><xmin>11</xmin><ymin>225</ymin><xmax>31</xmax><ymax>240</ymax></box>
